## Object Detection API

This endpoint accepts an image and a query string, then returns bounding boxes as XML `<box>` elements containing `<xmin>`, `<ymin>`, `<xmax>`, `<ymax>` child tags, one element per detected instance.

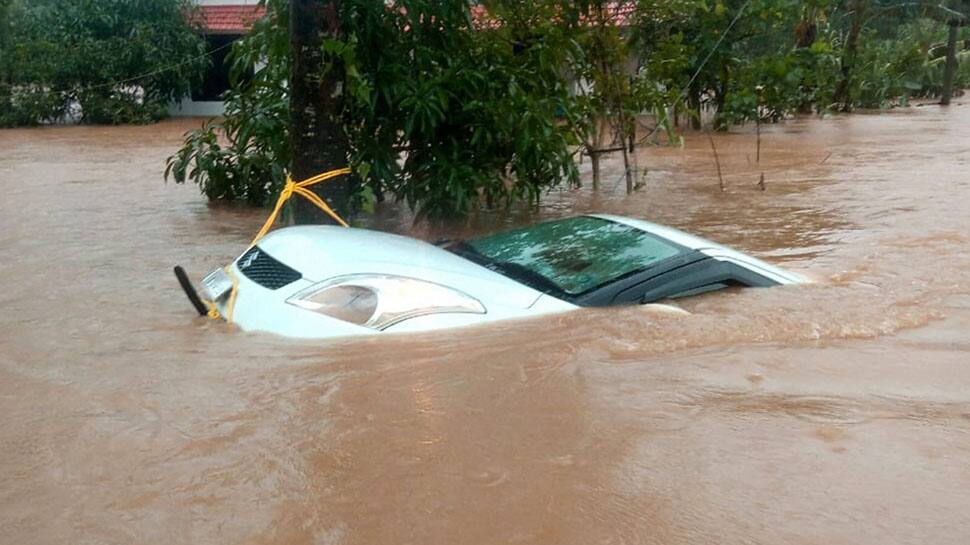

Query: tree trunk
<box><xmin>688</xmin><ymin>84</ymin><xmax>702</xmax><ymax>130</ymax></box>
<box><xmin>590</xmin><ymin>151</ymin><xmax>601</xmax><ymax>190</ymax></box>
<box><xmin>713</xmin><ymin>63</ymin><xmax>729</xmax><ymax>131</ymax></box>
<box><xmin>941</xmin><ymin>21</ymin><xmax>960</xmax><ymax>106</ymax></box>
<box><xmin>833</xmin><ymin>0</ymin><xmax>867</xmax><ymax>112</ymax></box>
<box><xmin>620</xmin><ymin>122</ymin><xmax>633</xmax><ymax>194</ymax></box>
<box><xmin>795</xmin><ymin>6</ymin><xmax>819</xmax><ymax>114</ymax></box>
<box><xmin>289</xmin><ymin>0</ymin><xmax>351</xmax><ymax>224</ymax></box>
<box><xmin>588</xmin><ymin>115</ymin><xmax>609</xmax><ymax>190</ymax></box>
<box><xmin>794</xmin><ymin>13</ymin><xmax>818</xmax><ymax>49</ymax></box>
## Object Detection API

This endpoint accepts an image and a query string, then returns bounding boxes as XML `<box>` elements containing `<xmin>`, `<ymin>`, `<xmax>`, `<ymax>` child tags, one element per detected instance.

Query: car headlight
<box><xmin>285</xmin><ymin>274</ymin><xmax>486</xmax><ymax>330</ymax></box>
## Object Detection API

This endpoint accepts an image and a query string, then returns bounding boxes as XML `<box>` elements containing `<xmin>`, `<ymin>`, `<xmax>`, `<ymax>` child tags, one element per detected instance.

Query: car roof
<box><xmin>589</xmin><ymin>214</ymin><xmax>806</xmax><ymax>284</ymax></box>
<box><xmin>588</xmin><ymin>214</ymin><xmax>728</xmax><ymax>251</ymax></box>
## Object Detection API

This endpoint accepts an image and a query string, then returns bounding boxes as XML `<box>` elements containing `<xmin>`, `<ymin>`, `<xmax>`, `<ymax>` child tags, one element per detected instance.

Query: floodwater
<box><xmin>1</xmin><ymin>103</ymin><xmax>969</xmax><ymax>545</ymax></box>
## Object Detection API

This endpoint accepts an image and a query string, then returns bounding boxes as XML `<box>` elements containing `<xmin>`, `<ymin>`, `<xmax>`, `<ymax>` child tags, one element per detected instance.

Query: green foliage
<box><xmin>169</xmin><ymin>0</ymin><xmax>970</xmax><ymax>218</ymax></box>
<box><xmin>566</xmin><ymin>2</ymin><xmax>637</xmax><ymax>147</ymax></box>
<box><xmin>847</xmin><ymin>18</ymin><xmax>970</xmax><ymax>107</ymax></box>
<box><xmin>633</xmin><ymin>0</ymin><xmax>969</xmax><ymax>127</ymax></box>
<box><xmin>168</xmin><ymin>0</ymin><xmax>290</xmax><ymax>205</ymax></box>
<box><xmin>169</xmin><ymin>0</ymin><xmax>580</xmax><ymax>218</ymax></box>
<box><xmin>633</xmin><ymin>0</ymin><xmax>795</xmax><ymax>129</ymax></box>
<box><xmin>718</xmin><ymin>34</ymin><xmax>843</xmax><ymax>123</ymax></box>
<box><xmin>343</xmin><ymin>1</ymin><xmax>581</xmax><ymax>217</ymax></box>
<box><xmin>0</xmin><ymin>0</ymin><xmax>206</xmax><ymax>126</ymax></box>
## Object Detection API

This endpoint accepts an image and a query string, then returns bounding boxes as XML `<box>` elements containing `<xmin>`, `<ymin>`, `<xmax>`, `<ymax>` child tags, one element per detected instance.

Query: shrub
<box><xmin>0</xmin><ymin>0</ymin><xmax>207</xmax><ymax>126</ymax></box>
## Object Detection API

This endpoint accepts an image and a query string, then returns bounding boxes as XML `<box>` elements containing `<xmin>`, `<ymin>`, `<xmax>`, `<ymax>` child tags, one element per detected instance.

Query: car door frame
<box><xmin>607</xmin><ymin>257</ymin><xmax>780</xmax><ymax>305</ymax></box>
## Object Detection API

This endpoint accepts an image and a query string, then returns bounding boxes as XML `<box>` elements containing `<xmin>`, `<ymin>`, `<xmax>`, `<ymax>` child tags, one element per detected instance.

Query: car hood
<box><xmin>251</xmin><ymin>225</ymin><xmax>546</xmax><ymax>309</ymax></box>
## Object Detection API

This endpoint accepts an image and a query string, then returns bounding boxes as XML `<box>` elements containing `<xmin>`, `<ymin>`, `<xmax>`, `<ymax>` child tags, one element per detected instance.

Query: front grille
<box><xmin>236</xmin><ymin>246</ymin><xmax>302</xmax><ymax>290</ymax></box>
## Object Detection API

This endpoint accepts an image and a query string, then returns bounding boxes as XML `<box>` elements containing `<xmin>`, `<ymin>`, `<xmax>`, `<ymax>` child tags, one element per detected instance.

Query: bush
<box><xmin>168</xmin><ymin>0</ymin><xmax>970</xmax><ymax>219</ymax></box>
<box><xmin>0</xmin><ymin>0</ymin><xmax>207</xmax><ymax>126</ymax></box>
<box><xmin>168</xmin><ymin>0</ymin><xmax>581</xmax><ymax>218</ymax></box>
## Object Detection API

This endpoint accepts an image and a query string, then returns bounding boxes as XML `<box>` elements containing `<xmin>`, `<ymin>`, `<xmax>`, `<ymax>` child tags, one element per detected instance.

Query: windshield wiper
<box><xmin>481</xmin><ymin>260</ymin><xmax>564</xmax><ymax>295</ymax></box>
<box><xmin>447</xmin><ymin>241</ymin><xmax>485</xmax><ymax>261</ymax></box>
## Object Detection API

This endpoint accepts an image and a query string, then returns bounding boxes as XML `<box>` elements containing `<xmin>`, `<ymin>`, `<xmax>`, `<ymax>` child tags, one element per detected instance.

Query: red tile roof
<box><xmin>189</xmin><ymin>5</ymin><xmax>266</xmax><ymax>34</ymax></box>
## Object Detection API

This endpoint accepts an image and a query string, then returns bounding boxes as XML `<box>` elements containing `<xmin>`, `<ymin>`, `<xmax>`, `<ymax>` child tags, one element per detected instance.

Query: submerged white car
<box><xmin>181</xmin><ymin>214</ymin><xmax>805</xmax><ymax>339</ymax></box>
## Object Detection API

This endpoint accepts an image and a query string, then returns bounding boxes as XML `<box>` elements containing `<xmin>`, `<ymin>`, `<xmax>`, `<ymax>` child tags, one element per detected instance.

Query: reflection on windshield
<box><xmin>456</xmin><ymin>217</ymin><xmax>682</xmax><ymax>295</ymax></box>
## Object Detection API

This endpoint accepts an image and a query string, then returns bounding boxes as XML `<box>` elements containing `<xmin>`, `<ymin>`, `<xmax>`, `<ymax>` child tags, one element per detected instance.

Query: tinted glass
<box><xmin>465</xmin><ymin>216</ymin><xmax>682</xmax><ymax>295</ymax></box>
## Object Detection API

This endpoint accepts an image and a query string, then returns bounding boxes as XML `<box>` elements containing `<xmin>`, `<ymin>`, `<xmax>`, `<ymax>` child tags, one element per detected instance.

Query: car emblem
<box><xmin>238</xmin><ymin>250</ymin><xmax>260</xmax><ymax>269</ymax></box>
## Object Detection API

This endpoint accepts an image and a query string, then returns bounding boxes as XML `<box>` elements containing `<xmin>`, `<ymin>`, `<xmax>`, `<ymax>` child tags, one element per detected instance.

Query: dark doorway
<box><xmin>192</xmin><ymin>34</ymin><xmax>242</xmax><ymax>101</ymax></box>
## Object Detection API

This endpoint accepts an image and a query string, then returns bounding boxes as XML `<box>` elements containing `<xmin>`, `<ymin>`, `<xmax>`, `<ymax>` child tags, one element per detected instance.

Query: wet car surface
<box><xmin>204</xmin><ymin>214</ymin><xmax>804</xmax><ymax>338</ymax></box>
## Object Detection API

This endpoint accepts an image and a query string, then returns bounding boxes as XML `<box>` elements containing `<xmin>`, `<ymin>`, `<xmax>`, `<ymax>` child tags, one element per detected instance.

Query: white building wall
<box><xmin>169</xmin><ymin>0</ymin><xmax>262</xmax><ymax>117</ymax></box>
<box><xmin>169</xmin><ymin>100</ymin><xmax>228</xmax><ymax>117</ymax></box>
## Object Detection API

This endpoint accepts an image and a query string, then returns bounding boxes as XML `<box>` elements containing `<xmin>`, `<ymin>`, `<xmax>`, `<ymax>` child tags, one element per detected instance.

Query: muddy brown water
<box><xmin>2</xmin><ymin>105</ymin><xmax>970</xmax><ymax>545</ymax></box>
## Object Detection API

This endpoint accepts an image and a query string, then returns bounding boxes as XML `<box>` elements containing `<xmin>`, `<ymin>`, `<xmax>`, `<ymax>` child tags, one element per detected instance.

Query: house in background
<box><xmin>170</xmin><ymin>0</ymin><xmax>265</xmax><ymax>116</ymax></box>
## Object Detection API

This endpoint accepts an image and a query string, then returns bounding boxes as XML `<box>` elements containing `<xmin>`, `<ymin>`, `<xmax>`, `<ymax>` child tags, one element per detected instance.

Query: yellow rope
<box><xmin>223</xmin><ymin>266</ymin><xmax>240</xmax><ymax>324</ymax></box>
<box><xmin>249</xmin><ymin>167</ymin><xmax>351</xmax><ymax>248</ymax></box>
<box><xmin>204</xmin><ymin>300</ymin><xmax>221</xmax><ymax>319</ymax></box>
<box><xmin>205</xmin><ymin>167</ymin><xmax>351</xmax><ymax>323</ymax></box>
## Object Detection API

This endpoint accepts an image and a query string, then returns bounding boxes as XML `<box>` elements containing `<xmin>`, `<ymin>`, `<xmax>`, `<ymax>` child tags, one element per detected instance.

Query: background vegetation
<box><xmin>2</xmin><ymin>0</ymin><xmax>966</xmax><ymax>216</ymax></box>
<box><xmin>168</xmin><ymin>0</ymin><xmax>969</xmax><ymax>218</ymax></box>
<box><xmin>0</xmin><ymin>0</ymin><xmax>206</xmax><ymax>126</ymax></box>
<box><xmin>169</xmin><ymin>0</ymin><xmax>585</xmax><ymax>216</ymax></box>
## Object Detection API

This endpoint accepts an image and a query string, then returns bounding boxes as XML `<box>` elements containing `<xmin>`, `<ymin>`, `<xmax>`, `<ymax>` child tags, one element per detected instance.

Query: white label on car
<box><xmin>201</xmin><ymin>268</ymin><xmax>233</xmax><ymax>301</ymax></box>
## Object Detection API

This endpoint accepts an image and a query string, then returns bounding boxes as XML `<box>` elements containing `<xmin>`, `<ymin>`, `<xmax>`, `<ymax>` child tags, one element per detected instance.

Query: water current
<box><xmin>1</xmin><ymin>104</ymin><xmax>969</xmax><ymax>544</ymax></box>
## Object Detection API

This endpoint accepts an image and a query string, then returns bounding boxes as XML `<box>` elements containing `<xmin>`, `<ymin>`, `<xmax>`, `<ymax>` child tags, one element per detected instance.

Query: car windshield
<box><xmin>452</xmin><ymin>216</ymin><xmax>683</xmax><ymax>296</ymax></box>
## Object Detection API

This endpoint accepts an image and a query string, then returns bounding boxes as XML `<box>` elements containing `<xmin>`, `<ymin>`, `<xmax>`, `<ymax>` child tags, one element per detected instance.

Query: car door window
<box><xmin>667</xmin><ymin>282</ymin><xmax>732</xmax><ymax>299</ymax></box>
<box><xmin>613</xmin><ymin>260</ymin><xmax>776</xmax><ymax>305</ymax></box>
